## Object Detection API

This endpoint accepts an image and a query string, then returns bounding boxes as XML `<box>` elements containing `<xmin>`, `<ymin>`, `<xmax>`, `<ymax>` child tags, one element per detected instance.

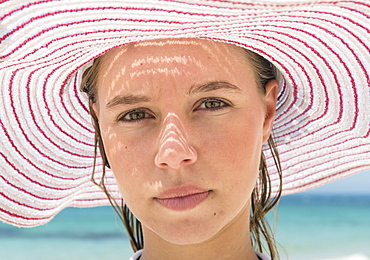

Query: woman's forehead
<box><xmin>101</xmin><ymin>38</ymin><xmax>247</xmax><ymax>68</ymax></box>
<box><xmin>96</xmin><ymin>38</ymin><xmax>255</xmax><ymax>103</ymax></box>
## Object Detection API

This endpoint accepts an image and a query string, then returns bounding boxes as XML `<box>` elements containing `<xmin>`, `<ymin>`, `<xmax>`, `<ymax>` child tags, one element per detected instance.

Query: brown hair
<box><xmin>81</xmin><ymin>46</ymin><xmax>282</xmax><ymax>259</ymax></box>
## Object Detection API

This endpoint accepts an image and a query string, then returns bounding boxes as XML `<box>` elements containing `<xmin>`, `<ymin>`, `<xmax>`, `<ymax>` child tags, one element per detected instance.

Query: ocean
<box><xmin>0</xmin><ymin>194</ymin><xmax>369</xmax><ymax>260</ymax></box>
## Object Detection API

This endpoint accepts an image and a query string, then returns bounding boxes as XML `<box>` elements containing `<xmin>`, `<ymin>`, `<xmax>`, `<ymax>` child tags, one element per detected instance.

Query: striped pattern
<box><xmin>0</xmin><ymin>0</ymin><xmax>369</xmax><ymax>227</ymax></box>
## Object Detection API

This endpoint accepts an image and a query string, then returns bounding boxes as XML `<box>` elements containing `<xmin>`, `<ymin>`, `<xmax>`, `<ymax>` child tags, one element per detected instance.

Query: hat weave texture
<box><xmin>1</xmin><ymin>0</ymin><xmax>370</xmax><ymax>227</ymax></box>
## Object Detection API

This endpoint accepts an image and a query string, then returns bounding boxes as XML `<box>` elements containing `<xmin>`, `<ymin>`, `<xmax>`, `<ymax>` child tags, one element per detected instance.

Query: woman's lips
<box><xmin>154</xmin><ymin>187</ymin><xmax>210</xmax><ymax>211</ymax></box>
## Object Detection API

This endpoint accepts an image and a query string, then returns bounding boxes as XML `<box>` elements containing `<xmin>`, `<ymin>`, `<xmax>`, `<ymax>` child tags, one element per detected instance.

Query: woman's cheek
<box><xmin>106</xmin><ymin>137</ymin><xmax>151</xmax><ymax>188</ymax></box>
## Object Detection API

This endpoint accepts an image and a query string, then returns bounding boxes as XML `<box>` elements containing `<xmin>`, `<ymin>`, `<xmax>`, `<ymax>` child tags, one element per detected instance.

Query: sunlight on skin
<box><xmin>97</xmin><ymin>39</ymin><xmax>244</xmax><ymax>111</ymax></box>
<box><xmin>98</xmin><ymin>47</ymin><xmax>129</xmax><ymax>103</ymax></box>
<box><xmin>129</xmin><ymin>39</ymin><xmax>236</xmax><ymax>82</ymax></box>
<box><xmin>94</xmin><ymin>38</ymin><xmax>277</xmax><ymax>260</ymax></box>
<box><xmin>154</xmin><ymin>112</ymin><xmax>198</xmax><ymax>169</ymax></box>
<box><xmin>142</xmin><ymin>180</ymin><xmax>163</xmax><ymax>191</ymax></box>
<box><xmin>131</xmin><ymin>55</ymin><xmax>190</xmax><ymax>67</ymax></box>
<box><xmin>130</xmin><ymin>67</ymin><xmax>182</xmax><ymax>78</ymax></box>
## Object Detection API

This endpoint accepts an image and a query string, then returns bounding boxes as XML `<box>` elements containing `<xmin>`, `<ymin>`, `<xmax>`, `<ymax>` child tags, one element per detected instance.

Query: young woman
<box><xmin>1</xmin><ymin>1</ymin><xmax>369</xmax><ymax>260</ymax></box>
<box><xmin>82</xmin><ymin>38</ymin><xmax>281</xmax><ymax>259</ymax></box>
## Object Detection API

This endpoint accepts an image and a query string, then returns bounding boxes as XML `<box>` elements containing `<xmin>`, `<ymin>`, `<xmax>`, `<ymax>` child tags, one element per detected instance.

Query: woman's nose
<box><xmin>154</xmin><ymin>115</ymin><xmax>198</xmax><ymax>169</ymax></box>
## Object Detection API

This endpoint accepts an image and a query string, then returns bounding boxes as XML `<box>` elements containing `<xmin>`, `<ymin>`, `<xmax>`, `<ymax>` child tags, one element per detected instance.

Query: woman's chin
<box><xmin>143</xmin><ymin>217</ymin><xmax>223</xmax><ymax>246</ymax></box>
<box><xmin>153</xmin><ymin>229</ymin><xmax>219</xmax><ymax>246</ymax></box>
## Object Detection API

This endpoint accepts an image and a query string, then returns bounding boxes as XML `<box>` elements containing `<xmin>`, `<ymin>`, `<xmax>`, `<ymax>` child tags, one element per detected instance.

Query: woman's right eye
<box><xmin>118</xmin><ymin>109</ymin><xmax>154</xmax><ymax>123</ymax></box>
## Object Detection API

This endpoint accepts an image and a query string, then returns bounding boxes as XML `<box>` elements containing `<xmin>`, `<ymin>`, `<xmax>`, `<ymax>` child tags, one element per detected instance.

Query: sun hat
<box><xmin>1</xmin><ymin>0</ymin><xmax>369</xmax><ymax>227</ymax></box>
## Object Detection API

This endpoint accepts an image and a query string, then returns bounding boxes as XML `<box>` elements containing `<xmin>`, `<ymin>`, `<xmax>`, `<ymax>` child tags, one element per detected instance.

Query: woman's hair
<box><xmin>81</xmin><ymin>46</ymin><xmax>283</xmax><ymax>259</ymax></box>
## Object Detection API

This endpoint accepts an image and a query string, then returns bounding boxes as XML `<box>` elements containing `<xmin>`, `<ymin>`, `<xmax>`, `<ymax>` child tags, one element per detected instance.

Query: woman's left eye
<box><xmin>117</xmin><ymin>109</ymin><xmax>154</xmax><ymax>123</ymax></box>
<box><xmin>196</xmin><ymin>98</ymin><xmax>230</xmax><ymax>110</ymax></box>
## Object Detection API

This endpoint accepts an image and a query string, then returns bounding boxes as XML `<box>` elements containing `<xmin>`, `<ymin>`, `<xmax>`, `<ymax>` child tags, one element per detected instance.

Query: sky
<box><xmin>304</xmin><ymin>169</ymin><xmax>370</xmax><ymax>194</ymax></box>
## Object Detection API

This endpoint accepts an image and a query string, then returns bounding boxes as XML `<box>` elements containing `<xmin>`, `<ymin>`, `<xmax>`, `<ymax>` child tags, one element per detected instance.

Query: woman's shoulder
<box><xmin>129</xmin><ymin>250</ymin><xmax>270</xmax><ymax>260</ymax></box>
<box><xmin>129</xmin><ymin>249</ymin><xmax>143</xmax><ymax>260</ymax></box>
<box><xmin>256</xmin><ymin>251</ymin><xmax>271</xmax><ymax>260</ymax></box>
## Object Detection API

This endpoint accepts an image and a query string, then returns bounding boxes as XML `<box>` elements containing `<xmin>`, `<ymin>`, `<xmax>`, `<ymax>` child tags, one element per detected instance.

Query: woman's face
<box><xmin>94</xmin><ymin>38</ymin><xmax>277</xmax><ymax>245</ymax></box>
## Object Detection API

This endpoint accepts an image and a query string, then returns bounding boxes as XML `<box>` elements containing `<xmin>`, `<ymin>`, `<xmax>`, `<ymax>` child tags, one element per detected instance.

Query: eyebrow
<box><xmin>187</xmin><ymin>81</ymin><xmax>242</xmax><ymax>95</ymax></box>
<box><xmin>106</xmin><ymin>94</ymin><xmax>152</xmax><ymax>109</ymax></box>
<box><xmin>105</xmin><ymin>81</ymin><xmax>241</xmax><ymax>109</ymax></box>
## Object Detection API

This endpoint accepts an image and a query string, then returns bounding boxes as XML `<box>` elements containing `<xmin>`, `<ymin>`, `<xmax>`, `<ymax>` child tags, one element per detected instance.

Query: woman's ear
<box><xmin>262</xmin><ymin>79</ymin><xmax>278</xmax><ymax>143</ymax></box>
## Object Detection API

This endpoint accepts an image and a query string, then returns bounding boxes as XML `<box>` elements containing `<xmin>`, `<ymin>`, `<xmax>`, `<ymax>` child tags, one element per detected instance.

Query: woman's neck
<box><xmin>140</xmin><ymin>206</ymin><xmax>258</xmax><ymax>260</ymax></box>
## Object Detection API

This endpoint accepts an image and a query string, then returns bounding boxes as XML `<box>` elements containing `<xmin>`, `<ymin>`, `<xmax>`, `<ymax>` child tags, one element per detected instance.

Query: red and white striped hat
<box><xmin>1</xmin><ymin>0</ymin><xmax>370</xmax><ymax>227</ymax></box>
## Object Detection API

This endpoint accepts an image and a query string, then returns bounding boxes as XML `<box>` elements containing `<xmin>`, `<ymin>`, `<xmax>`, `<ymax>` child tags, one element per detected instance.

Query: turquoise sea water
<box><xmin>0</xmin><ymin>194</ymin><xmax>369</xmax><ymax>260</ymax></box>
<box><xmin>272</xmin><ymin>194</ymin><xmax>370</xmax><ymax>260</ymax></box>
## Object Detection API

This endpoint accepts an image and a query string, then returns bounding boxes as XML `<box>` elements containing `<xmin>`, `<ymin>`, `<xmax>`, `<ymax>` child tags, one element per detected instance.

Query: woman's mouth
<box><xmin>154</xmin><ymin>186</ymin><xmax>211</xmax><ymax>211</ymax></box>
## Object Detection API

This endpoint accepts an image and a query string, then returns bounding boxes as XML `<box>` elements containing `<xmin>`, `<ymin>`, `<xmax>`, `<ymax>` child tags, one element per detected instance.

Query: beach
<box><xmin>1</xmin><ymin>193</ymin><xmax>369</xmax><ymax>260</ymax></box>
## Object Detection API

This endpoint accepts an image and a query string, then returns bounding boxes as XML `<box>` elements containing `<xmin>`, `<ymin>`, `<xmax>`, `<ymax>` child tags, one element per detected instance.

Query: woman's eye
<box><xmin>118</xmin><ymin>109</ymin><xmax>154</xmax><ymax>122</ymax></box>
<box><xmin>197</xmin><ymin>98</ymin><xmax>230</xmax><ymax>110</ymax></box>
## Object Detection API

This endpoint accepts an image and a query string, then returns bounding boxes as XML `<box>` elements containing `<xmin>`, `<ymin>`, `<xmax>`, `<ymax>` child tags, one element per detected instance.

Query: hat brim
<box><xmin>1</xmin><ymin>0</ymin><xmax>370</xmax><ymax>227</ymax></box>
